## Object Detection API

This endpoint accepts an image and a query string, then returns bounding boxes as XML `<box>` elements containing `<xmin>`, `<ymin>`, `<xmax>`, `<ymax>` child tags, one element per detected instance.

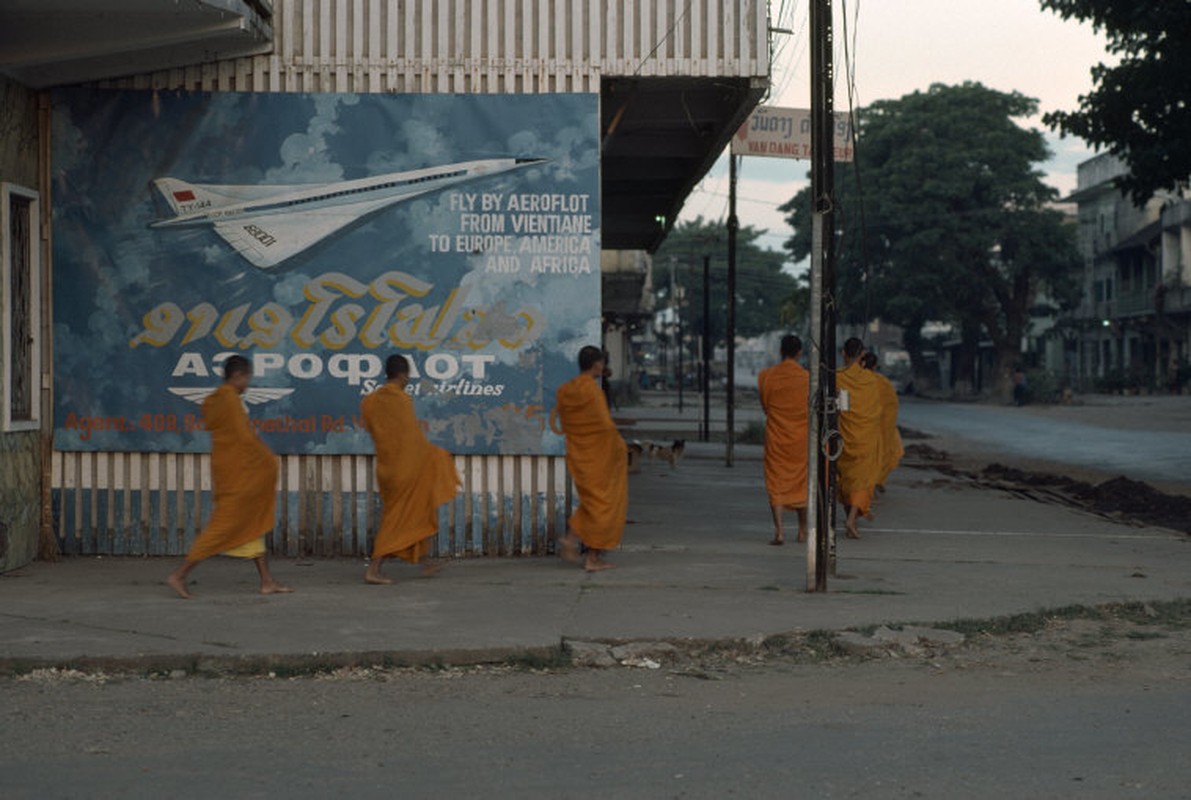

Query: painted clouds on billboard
<box><xmin>51</xmin><ymin>89</ymin><xmax>601</xmax><ymax>455</ymax></box>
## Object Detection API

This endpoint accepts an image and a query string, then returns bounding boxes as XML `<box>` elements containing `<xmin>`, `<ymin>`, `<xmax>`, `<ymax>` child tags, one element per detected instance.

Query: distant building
<box><xmin>1056</xmin><ymin>154</ymin><xmax>1191</xmax><ymax>393</ymax></box>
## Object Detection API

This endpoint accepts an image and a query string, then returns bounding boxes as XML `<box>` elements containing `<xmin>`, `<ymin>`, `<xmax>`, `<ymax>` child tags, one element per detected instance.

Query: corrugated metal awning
<box><xmin>602</xmin><ymin>75</ymin><xmax>765</xmax><ymax>252</ymax></box>
<box><xmin>0</xmin><ymin>0</ymin><xmax>273</xmax><ymax>89</ymax></box>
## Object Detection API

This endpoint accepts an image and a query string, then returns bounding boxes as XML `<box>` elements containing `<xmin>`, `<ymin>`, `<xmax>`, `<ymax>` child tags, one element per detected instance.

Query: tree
<box><xmin>652</xmin><ymin>217</ymin><xmax>804</xmax><ymax>348</ymax></box>
<box><xmin>1041</xmin><ymin>1</ymin><xmax>1191</xmax><ymax>204</ymax></box>
<box><xmin>782</xmin><ymin>82</ymin><xmax>1082</xmax><ymax>395</ymax></box>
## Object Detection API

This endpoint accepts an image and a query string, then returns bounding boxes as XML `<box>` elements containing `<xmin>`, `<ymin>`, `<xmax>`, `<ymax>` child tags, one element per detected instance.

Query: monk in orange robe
<box><xmin>552</xmin><ymin>345</ymin><xmax>628</xmax><ymax>571</ymax></box>
<box><xmin>758</xmin><ymin>334</ymin><xmax>810</xmax><ymax>545</ymax></box>
<box><xmin>862</xmin><ymin>352</ymin><xmax>904</xmax><ymax>491</ymax></box>
<box><xmin>361</xmin><ymin>354</ymin><xmax>460</xmax><ymax>584</ymax></box>
<box><xmin>166</xmin><ymin>355</ymin><xmax>291</xmax><ymax>599</ymax></box>
<box><xmin>835</xmin><ymin>338</ymin><xmax>883</xmax><ymax>539</ymax></box>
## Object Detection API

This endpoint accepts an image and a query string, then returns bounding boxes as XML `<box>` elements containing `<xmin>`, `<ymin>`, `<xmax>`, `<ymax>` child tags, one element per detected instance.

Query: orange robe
<box><xmin>555</xmin><ymin>373</ymin><xmax>628</xmax><ymax>550</ymax></box>
<box><xmin>362</xmin><ymin>383</ymin><xmax>460</xmax><ymax>563</ymax></box>
<box><xmin>835</xmin><ymin>362</ymin><xmax>883</xmax><ymax>517</ymax></box>
<box><xmin>874</xmin><ymin>372</ymin><xmax>903</xmax><ymax>486</ymax></box>
<box><xmin>187</xmin><ymin>383</ymin><xmax>277</xmax><ymax>561</ymax></box>
<box><xmin>758</xmin><ymin>359</ymin><xmax>809</xmax><ymax>508</ymax></box>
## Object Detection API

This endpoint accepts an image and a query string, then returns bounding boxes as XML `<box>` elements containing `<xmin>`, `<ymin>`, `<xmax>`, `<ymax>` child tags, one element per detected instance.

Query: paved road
<box><xmin>898</xmin><ymin>398</ymin><xmax>1191</xmax><ymax>484</ymax></box>
<box><xmin>2</xmin><ymin>659</ymin><xmax>1187</xmax><ymax>799</ymax></box>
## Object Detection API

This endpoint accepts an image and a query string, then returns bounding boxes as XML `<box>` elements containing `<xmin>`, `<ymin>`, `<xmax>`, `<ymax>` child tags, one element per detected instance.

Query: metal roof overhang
<box><xmin>1</xmin><ymin>3</ymin><xmax>766</xmax><ymax>253</ymax></box>
<box><xmin>1110</xmin><ymin>220</ymin><xmax>1162</xmax><ymax>254</ymax></box>
<box><xmin>0</xmin><ymin>0</ymin><xmax>273</xmax><ymax>89</ymax></box>
<box><xmin>601</xmin><ymin>75</ymin><xmax>767</xmax><ymax>252</ymax></box>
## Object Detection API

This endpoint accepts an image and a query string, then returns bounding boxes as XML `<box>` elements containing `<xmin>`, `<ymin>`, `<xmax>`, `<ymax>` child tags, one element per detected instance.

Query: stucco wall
<box><xmin>0</xmin><ymin>73</ymin><xmax>42</xmax><ymax>572</ymax></box>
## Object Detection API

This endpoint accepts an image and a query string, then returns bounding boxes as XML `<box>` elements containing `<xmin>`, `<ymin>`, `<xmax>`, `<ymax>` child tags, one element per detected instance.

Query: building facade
<box><xmin>0</xmin><ymin>75</ymin><xmax>46</xmax><ymax>571</ymax></box>
<box><xmin>1</xmin><ymin>0</ymin><xmax>769</xmax><ymax>563</ymax></box>
<box><xmin>1058</xmin><ymin>154</ymin><xmax>1191</xmax><ymax>393</ymax></box>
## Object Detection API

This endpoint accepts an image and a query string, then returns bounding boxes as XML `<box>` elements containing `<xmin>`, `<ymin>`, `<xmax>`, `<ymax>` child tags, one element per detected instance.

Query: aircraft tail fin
<box><xmin>149</xmin><ymin>178</ymin><xmax>223</xmax><ymax>218</ymax></box>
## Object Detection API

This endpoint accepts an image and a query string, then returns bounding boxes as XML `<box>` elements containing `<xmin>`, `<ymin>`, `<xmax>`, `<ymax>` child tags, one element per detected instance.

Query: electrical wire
<box><xmin>767</xmin><ymin>0</ymin><xmax>802</xmax><ymax>102</ymax></box>
<box><xmin>771</xmin><ymin>3</ymin><xmax>809</xmax><ymax>103</ymax></box>
<box><xmin>632</xmin><ymin>1</ymin><xmax>695</xmax><ymax>76</ymax></box>
<box><xmin>838</xmin><ymin>0</ymin><xmax>872</xmax><ymax>327</ymax></box>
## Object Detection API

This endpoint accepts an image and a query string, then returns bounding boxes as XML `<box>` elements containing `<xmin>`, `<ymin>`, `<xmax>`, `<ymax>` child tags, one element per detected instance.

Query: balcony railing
<box><xmin>1116</xmin><ymin>290</ymin><xmax>1154</xmax><ymax>316</ymax></box>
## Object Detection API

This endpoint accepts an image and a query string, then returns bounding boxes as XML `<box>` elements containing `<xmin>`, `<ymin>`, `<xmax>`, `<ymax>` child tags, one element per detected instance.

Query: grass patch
<box><xmin>757</xmin><ymin>629</ymin><xmax>843</xmax><ymax>662</ymax></box>
<box><xmin>926</xmin><ymin>599</ymin><xmax>1191</xmax><ymax>639</ymax></box>
<box><xmin>505</xmin><ymin>647</ymin><xmax>571</xmax><ymax>670</ymax></box>
<box><xmin>930</xmin><ymin>605</ymin><xmax>1099</xmax><ymax>638</ymax></box>
<box><xmin>1103</xmin><ymin>599</ymin><xmax>1191</xmax><ymax>628</ymax></box>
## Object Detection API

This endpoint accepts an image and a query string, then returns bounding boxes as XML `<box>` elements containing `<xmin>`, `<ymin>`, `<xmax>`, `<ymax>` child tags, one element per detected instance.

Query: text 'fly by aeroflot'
<box><xmin>148</xmin><ymin>157</ymin><xmax>546</xmax><ymax>270</ymax></box>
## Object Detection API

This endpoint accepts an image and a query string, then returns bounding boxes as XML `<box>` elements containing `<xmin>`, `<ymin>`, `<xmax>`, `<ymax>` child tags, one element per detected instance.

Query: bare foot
<box><xmin>260</xmin><ymin>581</ymin><xmax>294</xmax><ymax>594</ymax></box>
<box><xmin>844</xmin><ymin>522</ymin><xmax>861</xmax><ymax>540</ymax></box>
<box><xmin>584</xmin><ymin>556</ymin><xmax>615</xmax><ymax>572</ymax></box>
<box><xmin>166</xmin><ymin>574</ymin><xmax>192</xmax><ymax>600</ymax></box>
<box><xmin>795</xmin><ymin>531</ymin><xmax>807</xmax><ymax>543</ymax></box>
<box><xmin>558</xmin><ymin>534</ymin><xmax>581</xmax><ymax>564</ymax></box>
<box><xmin>419</xmin><ymin>561</ymin><xmax>446</xmax><ymax>578</ymax></box>
<box><xmin>768</xmin><ymin>536</ymin><xmax>784</xmax><ymax>546</ymax></box>
<box><xmin>364</xmin><ymin>571</ymin><xmax>394</xmax><ymax>585</ymax></box>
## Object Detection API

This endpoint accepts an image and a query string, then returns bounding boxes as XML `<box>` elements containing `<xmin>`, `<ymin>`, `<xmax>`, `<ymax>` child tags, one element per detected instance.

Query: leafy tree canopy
<box><xmin>782</xmin><ymin>82</ymin><xmax>1081</xmax><ymax>388</ymax></box>
<box><xmin>1041</xmin><ymin>0</ymin><xmax>1191</xmax><ymax>203</ymax></box>
<box><xmin>652</xmin><ymin>217</ymin><xmax>804</xmax><ymax>342</ymax></box>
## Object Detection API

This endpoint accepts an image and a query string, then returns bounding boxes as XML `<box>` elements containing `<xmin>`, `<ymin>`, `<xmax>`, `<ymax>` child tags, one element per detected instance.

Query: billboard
<box><xmin>730</xmin><ymin>106</ymin><xmax>854</xmax><ymax>161</ymax></box>
<box><xmin>51</xmin><ymin>89</ymin><xmax>600</xmax><ymax>455</ymax></box>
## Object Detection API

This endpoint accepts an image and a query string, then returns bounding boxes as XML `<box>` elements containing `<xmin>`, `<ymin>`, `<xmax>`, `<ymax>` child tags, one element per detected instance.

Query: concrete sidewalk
<box><xmin>2</xmin><ymin>442</ymin><xmax>1188</xmax><ymax>674</ymax></box>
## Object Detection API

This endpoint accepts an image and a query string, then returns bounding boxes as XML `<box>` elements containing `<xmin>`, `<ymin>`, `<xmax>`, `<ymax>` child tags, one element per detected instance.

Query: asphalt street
<box><xmin>2</xmin><ymin>658</ymin><xmax>1188</xmax><ymax>800</ymax></box>
<box><xmin>898</xmin><ymin>397</ymin><xmax>1191</xmax><ymax>484</ymax></box>
<box><xmin>2</xmin><ymin>391</ymin><xmax>1188</xmax><ymax>799</ymax></box>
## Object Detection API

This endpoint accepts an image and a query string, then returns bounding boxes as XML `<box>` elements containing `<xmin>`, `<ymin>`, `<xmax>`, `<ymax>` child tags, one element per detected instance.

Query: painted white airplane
<box><xmin>149</xmin><ymin>157</ymin><xmax>545</xmax><ymax>269</ymax></box>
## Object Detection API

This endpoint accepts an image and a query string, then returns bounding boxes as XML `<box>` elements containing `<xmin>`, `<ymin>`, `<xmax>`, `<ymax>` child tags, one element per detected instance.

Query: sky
<box><xmin>677</xmin><ymin>0</ymin><xmax>1114</xmax><ymax>264</ymax></box>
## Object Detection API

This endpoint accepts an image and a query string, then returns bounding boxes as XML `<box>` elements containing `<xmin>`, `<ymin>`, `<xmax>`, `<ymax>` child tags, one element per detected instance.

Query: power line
<box><xmin>632</xmin><ymin>1</ymin><xmax>695</xmax><ymax>76</ymax></box>
<box><xmin>691</xmin><ymin>188</ymin><xmax>802</xmax><ymax>207</ymax></box>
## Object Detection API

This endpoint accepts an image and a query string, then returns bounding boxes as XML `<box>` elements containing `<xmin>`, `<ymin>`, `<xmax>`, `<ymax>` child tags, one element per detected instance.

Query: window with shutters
<box><xmin>2</xmin><ymin>183</ymin><xmax>41</xmax><ymax>432</ymax></box>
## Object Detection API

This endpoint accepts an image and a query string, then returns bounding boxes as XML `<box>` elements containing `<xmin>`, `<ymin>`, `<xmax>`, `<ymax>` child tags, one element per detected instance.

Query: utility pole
<box><xmin>726</xmin><ymin>154</ymin><xmax>738</xmax><ymax>467</ymax></box>
<box><xmin>805</xmin><ymin>0</ymin><xmax>837</xmax><ymax>591</ymax></box>
<box><xmin>670</xmin><ymin>256</ymin><xmax>683</xmax><ymax>413</ymax></box>
<box><xmin>702</xmin><ymin>254</ymin><xmax>711</xmax><ymax>442</ymax></box>
<box><xmin>677</xmin><ymin>293</ymin><xmax>684</xmax><ymax>413</ymax></box>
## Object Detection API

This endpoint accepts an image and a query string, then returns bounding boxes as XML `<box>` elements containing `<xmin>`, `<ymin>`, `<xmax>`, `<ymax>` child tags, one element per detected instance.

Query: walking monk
<box><xmin>166</xmin><ymin>355</ymin><xmax>291</xmax><ymax>599</ymax></box>
<box><xmin>835</xmin><ymin>338</ymin><xmax>883</xmax><ymax>539</ymax></box>
<box><xmin>758</xmin><ymin>334</ymin><xmax>810</xmax><ymax>545</ymax></box>
<box><xmin>552</xmin><ymin>345</ymin><xmax>628</xmax><ymax>571</ymax></box>
<box><xmin>861</xmin><ymin>352</ymin><xmax>903</xmax><ymax>493</ymax></box>
<box><xmin>361</xmin><ymin>355</ymin><xmax>460</xmax><ymax>584</ymax></box>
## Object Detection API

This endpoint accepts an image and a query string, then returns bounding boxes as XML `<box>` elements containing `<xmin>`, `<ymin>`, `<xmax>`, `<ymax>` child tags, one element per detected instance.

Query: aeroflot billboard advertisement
<box><xmin>51</xmin><ymin>89</ymin><xmax>600</xmax><ymax>454</ymax></box>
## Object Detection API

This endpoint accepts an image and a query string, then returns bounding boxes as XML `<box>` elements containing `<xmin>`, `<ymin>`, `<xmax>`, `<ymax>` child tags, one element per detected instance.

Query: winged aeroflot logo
<box><xmin>148</xmin><ymin>157</ymin><xmax>546</xmax><ymax>270</ymax></box>
<box><xmin>169</xmin><ymin>387</ymin><xmax>295</xmax><ymax>406</ymax></box>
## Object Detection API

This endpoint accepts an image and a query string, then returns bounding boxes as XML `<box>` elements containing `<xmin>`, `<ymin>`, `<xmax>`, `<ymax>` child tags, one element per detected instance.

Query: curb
<box><xmin>0</xmin><ymin>644</ymin><xmax>569</xmax><ymax>679</ymax></box>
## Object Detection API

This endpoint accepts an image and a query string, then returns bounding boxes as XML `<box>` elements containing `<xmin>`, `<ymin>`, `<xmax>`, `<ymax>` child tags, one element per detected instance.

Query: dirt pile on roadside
<box><xmin>905</xmin><ymin>444</ymin><xmax>1191</xmax><ymax>535</ymax></box>
<box><xmin>1080</xmin><ymin>476</ymin><xmax>1191</xmax><ymax>533</ymax></box>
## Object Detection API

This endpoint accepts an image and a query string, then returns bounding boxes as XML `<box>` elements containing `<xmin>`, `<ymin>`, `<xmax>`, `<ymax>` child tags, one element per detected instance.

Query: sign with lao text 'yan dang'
<box><xmin>731</xmin><ymin>106</ymin><xmax>854</xmax><ymax>161</ymax></box>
